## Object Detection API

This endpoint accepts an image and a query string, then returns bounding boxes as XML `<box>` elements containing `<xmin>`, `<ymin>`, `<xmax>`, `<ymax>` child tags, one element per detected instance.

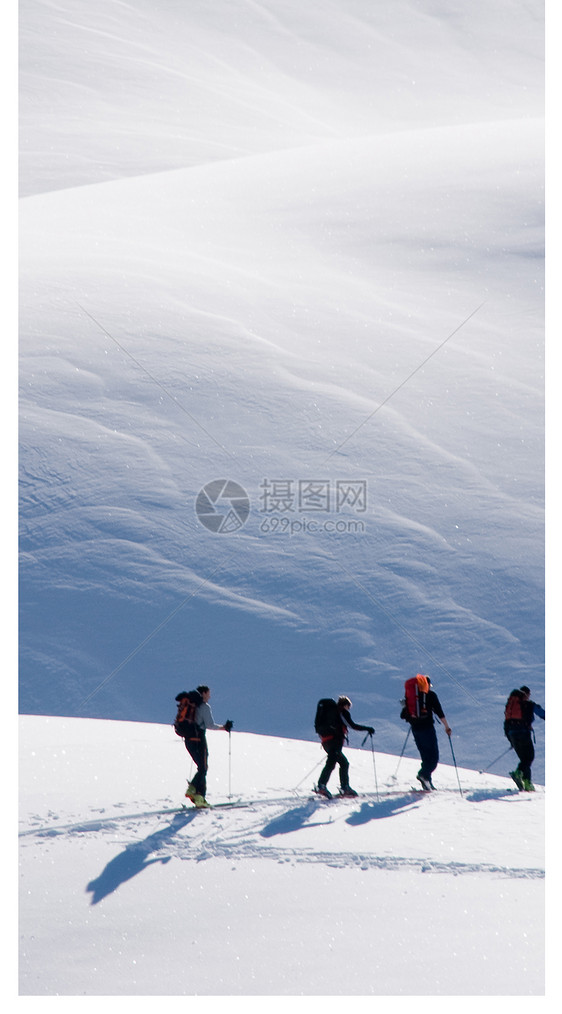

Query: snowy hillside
<box><xmin>18</xmin><ymin>716</ymin><xmax>544</xmax><ymax>996</ymax></box>
<box><xmin>19</xmin><ymin>0</ymin><xmax>544</xmax><ymax>785</ymax></box>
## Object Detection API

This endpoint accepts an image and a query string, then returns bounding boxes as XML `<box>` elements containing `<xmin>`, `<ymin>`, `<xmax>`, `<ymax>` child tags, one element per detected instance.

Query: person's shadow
<box><xmin>464</xmin><ymin>788</ymin><xmax>519</xmax><ymax>803</ymax></box>
<box><xmin>259</xmin><ymin>799</ymin><xmax>324</xmax><ymax>838</ymax></box>
<box><xmin>86</xmin><ymin>810</ymin><xmax>196</xmax><ymax>905</ymax></box>
<box><xmin>345</xmin><ymin>794</ymin><xmax>421</xmax><ymax>825</ymax></box>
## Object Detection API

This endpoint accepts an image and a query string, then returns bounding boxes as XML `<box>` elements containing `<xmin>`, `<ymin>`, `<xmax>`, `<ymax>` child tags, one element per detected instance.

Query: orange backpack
<box><xmin>504</xmin><ymin>690</ymin><xmax>524</xmax><ymax>723</ymax></box>
<box><xmin>174</xmin><ymin>689</ymin><xmax>203</xmax><ymax>737</ymax></box>
<box><xmin>402</xmin><ymin>674</ymin><xmax>430</xmax><ymax>721</ymax></box>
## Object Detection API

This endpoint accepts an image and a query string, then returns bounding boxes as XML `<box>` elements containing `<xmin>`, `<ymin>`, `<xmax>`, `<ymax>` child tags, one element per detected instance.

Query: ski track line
<box><xmin>20</xmin><ymin>807</ymin><xmax>544</xmax><ymax>881</ymax></box>
<box><xmin>18</xmin><ymin>792</ymin><xmax>543</xmax><ymax>881</ymax></box>
<box><xmin>18</xmin><ymin>794</ymin><xmax>306</xmax><ymax>837</ymax></box>
<box><xmin>177</xmin><ymin>840</ymin><xmax>544</xmax><ymax>881</ymax></box>
<box><xmin>18</xmin><ymin>785</ymin><xmax>530</xmax><ymax>839</ymax></box>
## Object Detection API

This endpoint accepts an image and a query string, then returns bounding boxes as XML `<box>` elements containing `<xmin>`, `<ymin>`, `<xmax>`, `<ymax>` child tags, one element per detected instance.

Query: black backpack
<box><xmin>174</xmin><ymin>689</ymin><xmax>203</xmax><ymax>737</ymax></box>
<box><xmin>314</xmin><ymin>698</ymin><xmax>341</xmax><ymax>739</ymax></box>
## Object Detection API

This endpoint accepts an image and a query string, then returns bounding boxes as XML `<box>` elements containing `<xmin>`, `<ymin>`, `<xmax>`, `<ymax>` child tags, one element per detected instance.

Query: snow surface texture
<box><xmin>19</xmin><ymin>3</ymin><xmax>544</xmax><ymax>781</ymax></box>
<box><xmin>19</xmin><ymin>716</ymin><xmax>544</xmax><ymax>996</ymax></box>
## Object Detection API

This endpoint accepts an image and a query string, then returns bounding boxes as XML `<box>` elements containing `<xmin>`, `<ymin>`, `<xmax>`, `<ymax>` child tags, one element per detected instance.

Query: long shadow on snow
<box><xmin>464</xmin><ymin>788</ymin><xmax>521</xmax><ymax>803</ymax></box>
<box><xmin>345</xmin><ymin>794</ymin><xmax>421</xmax><ymax>825</ymax></box>
<box><xmin>259</xmin><ymin>799</ymin><xmax>325</xmax><ymax>838</ymax></box>
<box><xmin>86</xmin><ymin>810</ymin><xmax>196</xmax><ymax>904</ymax></box>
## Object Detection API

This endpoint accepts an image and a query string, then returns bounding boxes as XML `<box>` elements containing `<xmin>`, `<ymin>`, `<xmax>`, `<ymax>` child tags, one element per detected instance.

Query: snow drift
<box><xmin>19</xmin><ymin>2</ymin><xmax>544</xmax><ymax>781</ymax></box>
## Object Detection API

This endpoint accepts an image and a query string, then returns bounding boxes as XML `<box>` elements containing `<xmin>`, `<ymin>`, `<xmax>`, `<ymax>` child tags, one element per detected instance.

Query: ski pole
<box><xmin>228</xmin><ymin>730</ymin><xmax>232</xmax><ymax>800</ymax></box>
<box><xmin>393</xmin><ymin>727</ymin><xmax>411</xmax><ymax>779</ymax></box>
<box><xmin>361</xmin><ymin>732</ymin><xmax>379</xmax><ymax>799</ymax></box>
<box><xmin>448</xmin><ymin>734</ymin><xmax>463</xmax><ymax>797</ymax></box>
<box><xmin>478</xmin><ymin>745</ymin><xmax>512</xmax><ymax>775</ymax></box>
<box><xmin>292</xmin><ymin>755</ymin><xmax>324</xmax><ymax>793</ymax></box>
<box><xmin>370</xmin><ymin>734</ymin><xmax>380</xmax><ymax>801</ymax></box>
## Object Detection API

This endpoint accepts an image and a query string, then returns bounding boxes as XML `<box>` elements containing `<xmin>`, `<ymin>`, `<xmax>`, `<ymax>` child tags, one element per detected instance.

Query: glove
<box><xmin>224</xmin><ymin>719</ymin><xmax>233</xmax><ymax>733</ymax></box>
<box><xmin>366</xmin><ymin>726</ymin><xmax>375</xmax><ymax>736</ymax></box>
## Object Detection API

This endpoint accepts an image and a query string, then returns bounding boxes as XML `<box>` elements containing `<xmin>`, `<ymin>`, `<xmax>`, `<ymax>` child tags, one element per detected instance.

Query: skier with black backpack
<box><xmin>504</xmin><ymin>686</ymin><xmax>545</xmax><ymax>791</ymax></box>
<box><xmin>400</xmin><ymin>674</ymin><xmax>452</xmax><ymax>790</ymax></box>
<box><xmin>314</xmin><ymin>696</ymin><xmax>374</xmax><ymax>798</ymax></box>
<box><xmin>174</xmin><ymin>685</ymin><xmax>233</xmax><ymax>808</ymax></box>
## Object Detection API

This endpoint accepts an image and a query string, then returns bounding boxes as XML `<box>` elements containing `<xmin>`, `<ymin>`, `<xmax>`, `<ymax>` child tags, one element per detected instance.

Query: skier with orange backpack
<box><xmin>504</xmin><ymin>686</ymin><xmax>545</xmax><ymax>791</ymax></box>
<box><xmin>400</xmin><ymin>674</ymin><xmax>451</xmax><ymax>790</ymax></box>
<box><xmin>174</xmin><ymin>686</ymin><xmax>233</xmax><ymax>807</ymax></box>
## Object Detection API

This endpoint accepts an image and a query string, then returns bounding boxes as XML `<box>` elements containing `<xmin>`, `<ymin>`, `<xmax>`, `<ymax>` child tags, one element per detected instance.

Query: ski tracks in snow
<box><xmin>19</xmin><ymin>788</ymin><xmax>544</xmax><ymax>884</ymax></box>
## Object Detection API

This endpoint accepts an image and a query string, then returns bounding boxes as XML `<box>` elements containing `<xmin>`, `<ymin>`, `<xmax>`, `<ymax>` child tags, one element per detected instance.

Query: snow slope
<box><xmin>19</xmin><ymin>4</ymin><xmax>544</xmax><ymax>777</ymax></box>
<box><xmin>18</xmin><ymin>716</ymin><xmax>544</xmax><ymax>996</ymax></box>
<box><xmin>19</xmin><ymin>0</ymin><xmax>543</xmax><ymax>198</ymax></box>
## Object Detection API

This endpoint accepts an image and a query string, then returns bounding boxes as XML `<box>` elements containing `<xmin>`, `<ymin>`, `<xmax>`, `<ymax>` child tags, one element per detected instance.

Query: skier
<box><xmin>183</xmin><ymin>685</ymin><xmax>233</xmax><ymax>808</ymax></box>
<box><xmin>402</xmin><ymin>676</ymin><xmax>451</xmax><ymax>790</ymax></box>
<box><xmin>504</xmin><ymin>685</ymin><xmax>545</xmax><ymax>791</ymax></box>
<box><xmin>315</xmin><ymin>695</ymin><xmax>374</xmax><ymax>799</ymax></box>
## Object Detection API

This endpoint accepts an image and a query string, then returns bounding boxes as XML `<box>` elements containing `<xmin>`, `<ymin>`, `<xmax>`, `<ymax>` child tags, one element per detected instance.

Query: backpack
<box><xmin>504</xmin><ymin>689</ymin><xmax>524</xmax><ymax>723</ymax></box>
<box><xmin>400</xmin><ymin>674</ymin><xmax>430</xmax><ymax>723</ymax></box>
<box><xmin>314</xmin><ymin>698</ymin><xmax>342</xmax><ymax>740</ymax></box>
<box><xmin>174</xmin><ymin>689</ymin><xmax>203</xmax><ymax>737</ymax></box>
<box><xmin>503</xmin><ymin>689</ymin><xmax>531</xmax><ymax>738</ymax></box>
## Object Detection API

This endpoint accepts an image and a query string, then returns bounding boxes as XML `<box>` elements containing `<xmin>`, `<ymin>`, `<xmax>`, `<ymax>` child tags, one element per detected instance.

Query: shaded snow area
<box><xmin>19</xmin><ymin>0</ymin><xmax>544</xmax><ymax>782</ymax></box>
<box><xmin>18</xmin><ymin>0</ymin><xmax>546</xmax><ymax>1001</ymax></box>
<box><xmin>19</xmin><ymin>717</ymin><xmax>544</xmax><ymax>996</ymax></box>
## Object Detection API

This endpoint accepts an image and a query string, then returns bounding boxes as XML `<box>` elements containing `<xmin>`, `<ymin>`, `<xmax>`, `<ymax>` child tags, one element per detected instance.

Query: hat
<box><xmin>520</xmin><ymin>685</ymin><xmax>531</xmax><ymax>695</ymax></box>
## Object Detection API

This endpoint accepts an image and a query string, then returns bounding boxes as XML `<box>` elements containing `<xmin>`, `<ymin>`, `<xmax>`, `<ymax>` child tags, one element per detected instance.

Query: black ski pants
<box><xmin>319</xmin><ymin>739</ymin><xmax>350</xmax><ymax>789</ymax></box>
<box><xmin>507</xmin><ymin>728</ymin><xmax>534</xmax><ymax>782</ymax></box>
<box><xmin>411</xmin><ymin>724</ymin><xmax>439</xmax><ymax>780</ymax></box>
<box><xmin>184</xmin><ymin>730</ymin><xmax>208</xmax><ymax>796</ymax></box>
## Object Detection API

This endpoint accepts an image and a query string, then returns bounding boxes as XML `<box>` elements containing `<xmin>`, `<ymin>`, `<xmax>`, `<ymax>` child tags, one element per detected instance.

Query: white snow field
<box><xmin>19</xmin><ymin>716</ymin><xmax>544</xmax><ymax>996</ymax></box>
<box><xmin>18</xmin><ymin>0</ymin><xmax>546</xmax><ymax>998</ymax></box>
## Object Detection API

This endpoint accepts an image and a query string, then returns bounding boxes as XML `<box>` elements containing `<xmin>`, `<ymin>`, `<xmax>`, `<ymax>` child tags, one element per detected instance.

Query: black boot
<box><xmin>315</xmin><ymin>783</ymin><xmax>332</xmax><ymax>799</ymax></box>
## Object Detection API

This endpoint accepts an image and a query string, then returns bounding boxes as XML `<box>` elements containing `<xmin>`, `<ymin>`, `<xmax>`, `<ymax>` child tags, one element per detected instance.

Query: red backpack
<box><xmin>504</xmin><ymin>690</ymin><xmax>525</xmax><ymax>723</ymax></box>
<box><xmin>401</xmin><ymin>674</ymin><xmax>430</xmax><ymax>721</ymax></box>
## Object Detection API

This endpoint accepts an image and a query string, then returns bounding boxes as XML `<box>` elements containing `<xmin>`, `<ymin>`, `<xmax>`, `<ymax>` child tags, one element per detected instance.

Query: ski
<box><xmin>312</xmin><ymin>786</ymin><xmax>359</xmax><ymax>801</ymax></box>
<box><xmin>180</xmin><ymin>799</ymin><xmax>246</xmax><ymax>811</ymax></box>
<box><xmin>20</xmin><ymin>799</ymin><xmax>260</xmax><ymax>836</ymax></box>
